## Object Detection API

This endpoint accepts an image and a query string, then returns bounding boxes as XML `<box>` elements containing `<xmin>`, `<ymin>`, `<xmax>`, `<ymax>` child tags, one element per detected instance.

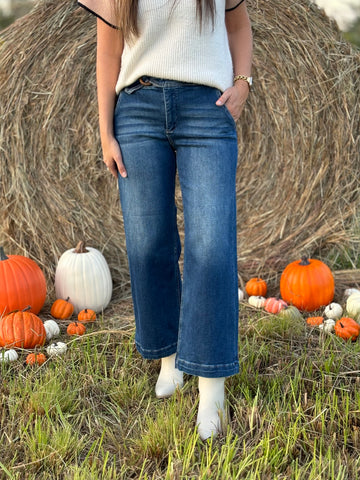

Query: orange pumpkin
<box><xmin>77</xmin><ymin>308</ymin><xmax>96</xmax><ymax>323</ymax></box>
<box><xmin>26</xmin><ymin>352</ymin><xmax>46</xmax><ymax>365</ymax></box>
<box><xmin>67</xmin><ymin>322</ymin><xmax>86</xmax><ymax>336</ymax></box>
<box><xmin>264</xmin><ymin>297</ymin><xmax>287</xmax><ymax>314</ymax></box>
<box><xmin>280</xmin><ymin>257</ymin><xmax>334</xmax><ymax>311</ymax></box>
<box><xmin>51</xmin><ymin>297</ymin><xmax>74</xmax><ymax>319</ymax></box>
<box><xmin>0</xmin><ymin>309</ymin><xmax>46</xmax><ymax>349</ymax></box>
<box><xmin>245</xmin><ymin>277</ymin><xmax>267</xmax><ymax>297</ymax></box>
<box><xmin>0</xmin><ymin>247</ymin><xmax>47</xmax><ymax>315</ymax></box>
<box><xmin>306</xmin><ymin>316</ymin><xmax>324</xmax><ymax>326</ymax></box>
<box><xmin>334</xmin><ymin>317</ymin><xmax>360</xmax><ymax>342</ymax></box>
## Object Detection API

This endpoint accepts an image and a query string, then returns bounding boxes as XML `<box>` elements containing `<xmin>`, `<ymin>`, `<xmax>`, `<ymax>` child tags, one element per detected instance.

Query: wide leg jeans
<box><xmin>114</xmin><ymin>77</ymin><xmax>239</xmax><ymax>378</ymax></box>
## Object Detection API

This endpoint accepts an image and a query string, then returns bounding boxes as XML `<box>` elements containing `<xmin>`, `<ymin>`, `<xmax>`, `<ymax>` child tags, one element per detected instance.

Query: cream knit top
<box><xmin>79</xmin><ymin>0</ymin><xmax>244</xmax><ymax>93</ymax></box>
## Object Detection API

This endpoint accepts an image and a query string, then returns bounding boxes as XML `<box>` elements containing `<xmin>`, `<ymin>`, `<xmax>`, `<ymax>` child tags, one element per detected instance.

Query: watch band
<box><xmin>233</xmin><ymin>74</ymin><xmax>252</xmax><ymax>90</ymax></box>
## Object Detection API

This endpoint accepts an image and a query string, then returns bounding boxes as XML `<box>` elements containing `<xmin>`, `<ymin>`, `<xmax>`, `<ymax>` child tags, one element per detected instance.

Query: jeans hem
<box><xmin>175</xmin><ymin>358</ymin><xmax>239</xmax><ymax>378</ymax></box>
<box><xmin>135</xmin><ymin>341</ymin><xmax>178</xmax><ymax>360</ymax></box>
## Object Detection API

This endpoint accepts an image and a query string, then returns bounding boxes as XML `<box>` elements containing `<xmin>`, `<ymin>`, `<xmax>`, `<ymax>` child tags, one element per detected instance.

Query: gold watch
<box><xmin>233</xmin><ymin>74</ymin><xmax>252</xmax><ymax>90</ymax></box>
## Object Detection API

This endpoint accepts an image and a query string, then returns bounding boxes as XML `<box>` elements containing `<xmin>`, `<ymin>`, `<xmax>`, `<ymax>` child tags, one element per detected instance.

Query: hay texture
<box><xmin>0</xmin><ymin>0</ymin><xmax>359</xmax><ymax>301</ymax></box>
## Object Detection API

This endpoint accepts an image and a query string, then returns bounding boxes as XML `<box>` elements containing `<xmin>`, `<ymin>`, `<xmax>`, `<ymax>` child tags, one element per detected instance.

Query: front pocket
<box><xmin>215</xmin><ymin>89</ymin><xmax>237</xmax><ymax>128</ymax></box>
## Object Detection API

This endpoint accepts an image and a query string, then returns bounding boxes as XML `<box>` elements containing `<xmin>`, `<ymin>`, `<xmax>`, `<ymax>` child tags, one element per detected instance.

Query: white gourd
<box><xmin>238</xmin><ymin>288</ymin><xmax>244</xmax><ymax>302</ymax></box>
<box><xmin>248</xmin><ymin>295</ymin><xmax>266</xmax><ymax>308</ymax></box>
<box><xmin>344</xmin><ymin>288</ymin><xmax>360</xmax><ymax>298</ymax></box>
<box><xmin>319</xmin><ymin>318</ymin><xmax>336</xmax><ymax>334</ymax></box>
<box><xmin>0</xmin><ymin>349</ymin><xmax>18</xmax><ymax>362</ymax></box>
<box><xmin>346</xmin><ymin>292</ymin><xmax>360</xmax><ymax>320</ymax></box>
<box><xmin>44</xmin><ymin>319</ymin><xmax>60</xmax><ymax>341</ymax></box>
<box><xmin>55</xmin><ymin>241</ymin><xmax>112</xmax><ymax>313</ymax></box>
<box><xmin>324</xmin><ymin>302</ymin><xmax>343</xmax><ymax>320</ymax></box>
<box><xmin>46</xmin><ymin>342</ymin><xmax>68</xmax><ymax>356</ymax></box>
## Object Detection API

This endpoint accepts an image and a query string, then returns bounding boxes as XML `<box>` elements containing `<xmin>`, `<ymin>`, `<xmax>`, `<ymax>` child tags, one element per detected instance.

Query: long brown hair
<box><xmin>115</xmin><ymin>0</ymin><xmax>216</xmax><ymax>41</ymax></box>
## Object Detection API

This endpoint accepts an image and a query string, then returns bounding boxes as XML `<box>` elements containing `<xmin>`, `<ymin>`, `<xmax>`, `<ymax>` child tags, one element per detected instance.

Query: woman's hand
<box><xmin>215</xmin><ymin>81</ymin><xmax>249</xmax><ymax>121</ymax></box>
<box><xmin>101</xmin><ymin>135</ymin><xmax>127</xmax><ymax>178</ymax></box>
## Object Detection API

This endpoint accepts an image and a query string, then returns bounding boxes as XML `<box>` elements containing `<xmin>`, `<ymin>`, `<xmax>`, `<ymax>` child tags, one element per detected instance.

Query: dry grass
<box><xmin>0</xmin><ymin>0</ymin><xmax>359</xmax><ymax>301</ymax></box>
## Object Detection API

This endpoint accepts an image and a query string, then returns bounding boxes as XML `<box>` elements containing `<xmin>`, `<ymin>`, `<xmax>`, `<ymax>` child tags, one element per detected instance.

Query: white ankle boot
<box><xmin>155</xmin><ymin>353</ymin><xmax>184</xmax><ymax>398</ymax></box>
<box><xmin>196</xmin><ymin>376</ymin><xmax>225</xmax><ymax>440</ymax></box>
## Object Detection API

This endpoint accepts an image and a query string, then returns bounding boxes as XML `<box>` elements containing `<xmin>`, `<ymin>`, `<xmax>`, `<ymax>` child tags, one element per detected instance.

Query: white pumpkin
<box><xmin>238</xmin><ymin>288</ymin><xmax>245</xmax><ymax>302</ymax></box>
<box><xmin>324</xmin><ymin>302</ymin><xmax>343</xmax><ymax>320</ymax></box>
<box><xmin>44</xmin><ymin>319</ymin><xmax>60</xmax><ymax>341</ymax></box>
<box><xmin>0</xmin><ymin>349</ymin><xmax>18</xmax><ymax>362</ymax></box>
<box><xmin>248</xmin><ymin>295</ymin><xmax>266</xmax><ymax>308</ymax></box>
<box><xmin>55</xmin><ymin>241</ymin><xmax>112</xmax><ymax>313</ymax></box>
<box><xmin>344</xmin><ymin>288</ymin><xmax>360</xmax><ymax>298</ymax></box>
<box><xmin>346</xmin><ymin>291</ymin><xmax>360</xmax><ymax>320</ymax></box>
<box><xmin>46</xmin><ymin>342</ymin><xmax>68</xmax><ymax>356</ymax></box>
<box><xmin>319</xmin><ymin>318</ymin><xmax>336</xmax><ymax>334</ymax></box>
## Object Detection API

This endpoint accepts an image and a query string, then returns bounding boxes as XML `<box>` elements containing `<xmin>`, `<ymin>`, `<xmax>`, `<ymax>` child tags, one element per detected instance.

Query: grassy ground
<box><xmin>1</xmin><ymin>298</ymin><xmax>360</xmax><ymax>479</ymax></box>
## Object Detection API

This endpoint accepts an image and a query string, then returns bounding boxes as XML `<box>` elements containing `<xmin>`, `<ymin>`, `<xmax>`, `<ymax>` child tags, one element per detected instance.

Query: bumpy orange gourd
<box><xmin>67</xmin><ymin>322</ymin><xmax>86</xmax><ymax>336</ymax></box>
<box><xmin>26</xmin><ymin>352</ymin><xmax>46</xmax><ymax>365</ymax></box>
<box><xmin>0</xmin><ymin>309</ymin><xmax>46</xmax><ymax>348</ymax></box>
<box><xmin>245</xmin><ymin>277</ymin><xmax>267</xmax><ymax>297</ymax></box>
<box><xmin>306</xmin><ymin>316</ymin><xmax>324</xmax><ymax>326</ymax></box>
<box><xmin>77</xmin><ymin>309</ymin><xmax>96</xmax><ymax>323</ymax></box>
<box><xmin>51</xmin><ymin>297</ymin><xmax>74</xmax><ymax>319</ymax></box>
<box><xmin>280</xmin><ymin>257</ymin><xmax>334</xmax><ymax>311</ymax></box>
<box><xmin>334</xmin><ymin>317</ymin><xmax>360</xmax><ymax>342</ymax></box>
<box><xmin>0</xmin><ymin>247</ymin><xmax>47</xmax><ymax>315</ymax></box>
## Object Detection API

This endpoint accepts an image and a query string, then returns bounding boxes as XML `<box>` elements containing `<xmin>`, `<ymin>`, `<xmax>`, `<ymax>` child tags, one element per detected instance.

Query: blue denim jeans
<box><xmin>114</xmin><ymin>77</ymin><xmax>239</xmax><ymax>377</ymax></box>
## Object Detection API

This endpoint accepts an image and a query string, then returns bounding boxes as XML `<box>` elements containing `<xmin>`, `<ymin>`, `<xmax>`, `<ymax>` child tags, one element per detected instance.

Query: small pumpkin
<box><xmin>55</xmin><ymin>241</ymin><xmax>112</xmax><ymax>313</ymax></box>
<box><xmin>280</xmin><ymin>256</ymin><xmax>334</xmax><ymax>311</ymax></box>
<box><xmin>26</xmin><ymin>352</ymin><xmax>46</xmax><ymax>365</ymax></box>
<box><xmin>0</xmin><ymin>349</ymin><xmax>18</xmax><ymax>362</ymax></box>
<box><xmin>46</xmin><ymin>342</ymin><xmax>68</xmax><ymax>356</ymax></box>
<box><xmin>0</xmin><ymin>309</ymin><xmax>46</xmax><ymax>349</ymax></box>
<box><xmin>248</xmin><ymin>295</ymin><xmax>266</xmax><ymax>309</ymax></box>
<box><xmin>324</xmin><ymin>302</ymin><xmax>343</xmax><ymax>320</ymax></box>
<box><xmin>0</xmin><ymin>246</ymin><xmax>47</xmax><ymax>315</ymax></box>
<box><xmin>77</xmin><ymin>308</ymin><xmax>96</xmax><ymax>323</ymax></box>
<box><xmin>346</xmin><ymin>292</ymin><xmax>360</xmax><ymax>321</ymax></box>
<box><xmin>238</xmin><ymin>288</ymin><xmax>245</xmax><ymax>302</ymax></box>
<box><xmin>51</xmin><ymin>297</ymin><xmax>74</xmax><ymax>320</ymax></box>
<box><xmin>245</xmin><ymin>277</ymin><xmax>267</xmax><ymax>297</ymax></box>
<box><xmin>306</xmin><ymin>316</ymin><xmax>324</xmax><ymax>326</ymax></box>
<box><xmin>44</xmin><ymin>319</ymin><xmax>60</xmax><ymax>341</ymax></box>
<box><xmin>344</xmin><ymin>288</ymin><xmax>360</xmax><ymax>298</ymax></box>
<box><xmin>278</xmin><ymin>305</ymin><xmax>303</xmax><ymax>321</ymax></box>
<box><xmin>334</xmin><ymin>317</ymin><xmax>360</xmax><ymax>342</ymax></box>
<box><xmin>67</xmin><ymin>322</ymin><xmax>86</xmax><ymax>336</ymax></box>
<box><xmin>319</xmin><ymin>319</ymin><xmax>336</xmax><ymax>334</ymax></box>
<box><xmin>264</xmin><ymin>297</ymin><xmax>287</xmax><ymax>314</ymax></box>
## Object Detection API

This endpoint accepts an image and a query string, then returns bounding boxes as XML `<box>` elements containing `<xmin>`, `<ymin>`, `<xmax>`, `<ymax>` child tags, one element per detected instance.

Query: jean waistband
<box><xmin>137</xmin><ymin>76</ymin><xmax>200</xmax><ymax>88</ymax></box>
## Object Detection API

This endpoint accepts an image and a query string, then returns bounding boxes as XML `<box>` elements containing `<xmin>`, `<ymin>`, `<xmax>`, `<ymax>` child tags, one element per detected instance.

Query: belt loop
<box><xmin>139</xmin><ymin>77</ymin><xmax>152</xmax><ymax>86</ymax></box>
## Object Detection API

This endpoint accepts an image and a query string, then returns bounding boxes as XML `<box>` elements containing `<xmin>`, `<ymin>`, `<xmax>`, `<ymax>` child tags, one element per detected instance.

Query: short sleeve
<box><xmin>77</xmin><ymin>0</ymin><xmax>119</xmax><ymax>29</ymax></box>
<box><xmin>225</xmin><ymin>0</ymin><xmax>245</xmax><ymax>11</ymax></box>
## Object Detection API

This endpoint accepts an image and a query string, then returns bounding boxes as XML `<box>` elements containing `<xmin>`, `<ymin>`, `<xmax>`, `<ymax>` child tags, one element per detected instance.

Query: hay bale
<box><xmin>0</xmin><ymin>0</ymin><xmax>359</xmax><ymax>301</ymax></box>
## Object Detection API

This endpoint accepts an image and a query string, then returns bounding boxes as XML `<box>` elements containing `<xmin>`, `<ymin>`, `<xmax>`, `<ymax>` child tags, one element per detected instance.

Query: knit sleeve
<box><xmin>77</xmin><ymin>0</ymin><xmax>119</xmax><ymax>29</ymax></box>
<box><xmin>225</xmin><ymin>0</ymin><xmax>245</xmax><ymax>11</ymax></box>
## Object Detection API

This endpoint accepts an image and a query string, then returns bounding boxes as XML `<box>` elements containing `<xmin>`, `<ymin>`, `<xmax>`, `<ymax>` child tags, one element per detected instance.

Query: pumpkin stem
<box><xmin>0</xmin><ymin>247</ymin><xmax>8</xmax><ymax>261</ymax></box>
<box><xmin>299</xmin><ymin>256</ymin><xmax>310</xmax><ymax>266</ymax></box>
<box><xmin>22</xmin><ymin>306</ymin><xmax>31</xmax><ymax>312</ymax></box>
<box><xmin>74</xmin><ymin>241</ymin><xmax>89</xmax><ymax>254</ymax></box>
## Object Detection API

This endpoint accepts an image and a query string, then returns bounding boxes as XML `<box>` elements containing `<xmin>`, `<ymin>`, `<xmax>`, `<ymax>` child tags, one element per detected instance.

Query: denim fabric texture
<box><xmin>114</xmin><ymin>77</ymin><xmax>239</xmax><ymax>377</ymax></box>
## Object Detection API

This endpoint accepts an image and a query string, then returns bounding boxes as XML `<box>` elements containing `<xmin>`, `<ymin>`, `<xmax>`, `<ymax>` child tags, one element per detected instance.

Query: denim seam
<box><xmin>177</xmin><ymin>358</ymin><xmax>238</xmax><ymax>369</ymax></box>
<box><xmin>135</xmin><ymin>340</ymin><xmax>178</xmax><ymax>355</ymax></box>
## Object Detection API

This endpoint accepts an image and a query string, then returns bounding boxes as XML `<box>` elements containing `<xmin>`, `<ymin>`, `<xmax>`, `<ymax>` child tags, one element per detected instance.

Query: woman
<box><xmin>78</xmin><ymin>0</ymin><xmax>252</xmax><ymax>440</ymax></box>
